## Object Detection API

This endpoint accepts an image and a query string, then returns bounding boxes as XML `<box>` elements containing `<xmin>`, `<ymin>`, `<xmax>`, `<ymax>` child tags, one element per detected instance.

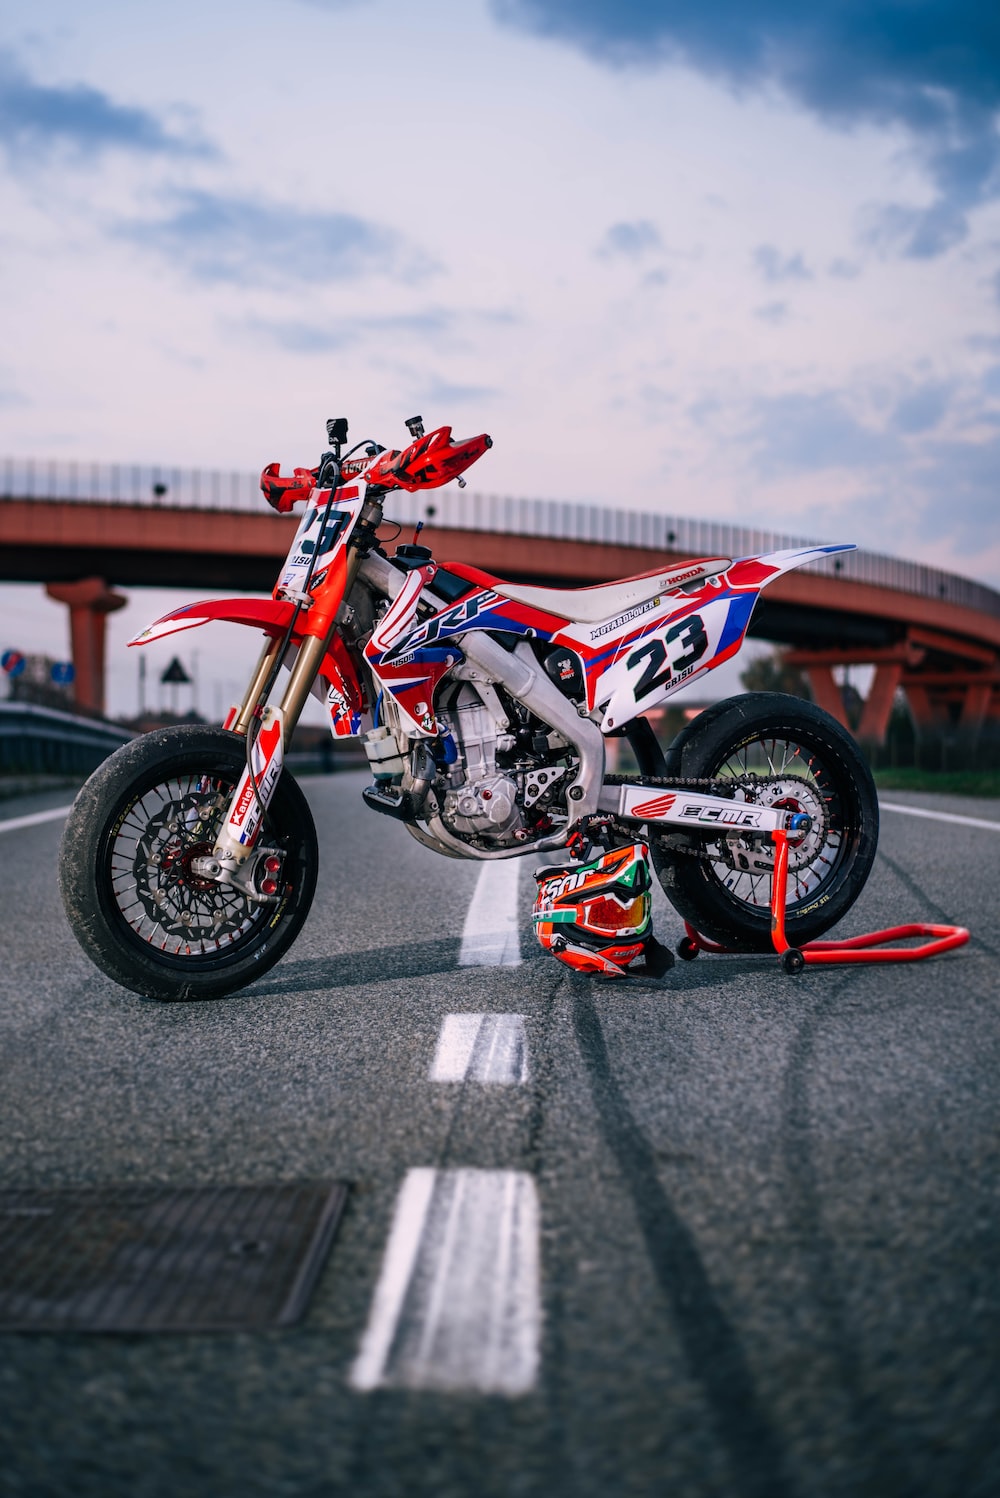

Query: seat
<box><xmin>447</xmin><ymin>557</ymin><xmax>731</xmax><ymax>625</ymax></box>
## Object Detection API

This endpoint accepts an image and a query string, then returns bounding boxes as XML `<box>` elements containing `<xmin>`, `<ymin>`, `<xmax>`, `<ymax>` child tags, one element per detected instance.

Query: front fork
<box><xmin>200</xmin><ymin>511</ymin><xmax>378</xmax><ymax>894</ymax></box>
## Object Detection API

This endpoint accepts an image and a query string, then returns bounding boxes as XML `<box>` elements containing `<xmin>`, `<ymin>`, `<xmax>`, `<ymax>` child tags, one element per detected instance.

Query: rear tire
<box><xmin>650</xmin><ymin>693</ymin><xmax>878</xmax><ymax>951</ymax></box>
<box><xmin>59</xmin><ymin>725</ymin><xmax>318</xmax><ymax>1001</ymax></box>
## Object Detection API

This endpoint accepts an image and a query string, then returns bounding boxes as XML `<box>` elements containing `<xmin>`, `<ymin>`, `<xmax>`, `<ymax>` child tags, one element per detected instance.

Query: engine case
<box><xmin>436</xmin><ymin>684</ymin><xmax>526</xmax><ymax>842</ymax></box>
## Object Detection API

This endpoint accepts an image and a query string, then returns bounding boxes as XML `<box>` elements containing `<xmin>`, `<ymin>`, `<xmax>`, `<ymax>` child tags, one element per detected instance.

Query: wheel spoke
<box><xmin>108</xmin><ymin>772</ymin><xmax>266</xmax><ymax>958</ymax></box>
<box><xmin>705</xmin><ymin>732</ymin><xmax>844</xmax><ymax>915</ymax></box>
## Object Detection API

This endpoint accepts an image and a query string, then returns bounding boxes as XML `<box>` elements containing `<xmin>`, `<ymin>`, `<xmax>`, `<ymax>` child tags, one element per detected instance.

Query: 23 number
<box><xmin>626</xmin><ymin>614</ymin><xmax>709</xmax><ymax>700</ymax></box>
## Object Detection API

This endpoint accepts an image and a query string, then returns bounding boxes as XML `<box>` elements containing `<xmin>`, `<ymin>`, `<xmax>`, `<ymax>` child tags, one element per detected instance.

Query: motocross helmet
<box><xmin>532</xmin><ymin>842</ymin><xmax>653</xmax><ymax>978</ymax></box>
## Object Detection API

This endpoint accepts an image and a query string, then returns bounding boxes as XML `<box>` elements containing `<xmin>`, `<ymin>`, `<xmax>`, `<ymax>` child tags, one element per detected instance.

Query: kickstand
<box><xmin>678</xmin><ymin>829</ymin><xmax>970</xmax><ymax>973</ymax></box>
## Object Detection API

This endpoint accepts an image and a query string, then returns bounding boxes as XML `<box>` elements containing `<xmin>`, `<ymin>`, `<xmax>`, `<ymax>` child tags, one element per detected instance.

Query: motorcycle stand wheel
<box><xmin>59</xmin><ymin>724</ymin><xmax>319</xmax><ymax>1002</ymax></box>
<box><xmin>650</xmin><ymin>693</ymin><xmax>879</xmax><ymax>953</ymax></box>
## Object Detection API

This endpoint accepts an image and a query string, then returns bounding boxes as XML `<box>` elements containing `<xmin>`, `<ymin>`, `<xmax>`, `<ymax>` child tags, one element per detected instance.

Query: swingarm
<box><xmin>599</xmin><ymin>781</ymin><xmax>813</xmax><ymax>839</ymax></box>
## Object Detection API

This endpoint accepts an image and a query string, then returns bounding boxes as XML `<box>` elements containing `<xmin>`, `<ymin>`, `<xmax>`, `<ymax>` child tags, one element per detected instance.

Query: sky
<box><xmin>2</xmin><ymin>0</ymin><xmax>999</xmax><ymax>719</ymax></box>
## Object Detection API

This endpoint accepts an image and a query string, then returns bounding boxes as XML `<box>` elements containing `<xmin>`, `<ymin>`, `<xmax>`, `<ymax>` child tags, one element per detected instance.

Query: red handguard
<box><xmin>364</xmin><ymin>425</ymin><xmax>492</xmax><ymax>492</ymax></box>
<box><xmin>260</xmin><ymin>463</ymin><xmax>317</xmax><ymax>513</ymax></box>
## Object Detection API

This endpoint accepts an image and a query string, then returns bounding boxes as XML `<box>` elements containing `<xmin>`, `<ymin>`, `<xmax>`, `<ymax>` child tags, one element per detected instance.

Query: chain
<box><xmin>603</xmin><ymin>772</ymin><xmax>769</xmax><ymax>795</ymax></box>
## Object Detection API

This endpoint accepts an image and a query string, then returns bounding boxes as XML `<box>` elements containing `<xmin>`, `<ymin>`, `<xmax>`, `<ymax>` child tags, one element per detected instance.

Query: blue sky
<box><xmin>2</xmin><ymin>0</ymin><xmax>999</xmax><ymax>714</ymax></box>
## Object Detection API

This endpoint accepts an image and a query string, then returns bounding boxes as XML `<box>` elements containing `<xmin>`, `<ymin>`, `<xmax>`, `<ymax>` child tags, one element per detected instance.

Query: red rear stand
<box><xmin>679</xmin><ymin>828</ymin><xmax>970</xmax><ymax>974</ymax></box>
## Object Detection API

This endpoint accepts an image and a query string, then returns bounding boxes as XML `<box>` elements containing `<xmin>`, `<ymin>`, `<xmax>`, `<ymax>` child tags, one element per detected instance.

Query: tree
<box><xmin>740</xmin><ymin>649</ymin><xmax>812</xmax><ymax>700</ymax></box>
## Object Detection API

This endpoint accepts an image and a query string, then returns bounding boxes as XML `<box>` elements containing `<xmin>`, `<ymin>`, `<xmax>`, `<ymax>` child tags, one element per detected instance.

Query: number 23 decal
<box><xmin>626</xmin><ymin>615</ymin><xmax>709</xmax><ymax>699</ymax></box>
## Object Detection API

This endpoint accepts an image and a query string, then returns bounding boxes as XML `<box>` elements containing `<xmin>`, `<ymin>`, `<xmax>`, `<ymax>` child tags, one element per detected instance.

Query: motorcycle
<box><xmin>59</xmin><ymin>415</ymin><xmax>879</xmax><ymax>1000</ymax></box>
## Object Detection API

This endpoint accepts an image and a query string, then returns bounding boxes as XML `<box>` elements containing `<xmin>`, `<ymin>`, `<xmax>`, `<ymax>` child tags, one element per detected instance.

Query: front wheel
<box><xmin>651</xmin><ymin>693</ymin><xmax>879</xmax><ymax>951</ymax></box>
<box><xmin>60</xmin><ymin>725</ymin><xmax>318</xmax><ymax>1001</ymax></box>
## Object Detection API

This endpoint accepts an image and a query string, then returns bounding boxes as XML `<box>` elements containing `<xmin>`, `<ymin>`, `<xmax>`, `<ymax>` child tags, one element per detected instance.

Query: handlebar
<box><xmin>260</xmin><ymin>422</ymin><xmax>492</xmax><ymax>512</ymax></box>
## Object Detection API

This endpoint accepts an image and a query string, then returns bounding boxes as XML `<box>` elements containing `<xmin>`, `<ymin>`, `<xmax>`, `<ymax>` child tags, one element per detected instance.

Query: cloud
<box><xmin>753</xmin><ymin>245</ymin><xmax>812</xmax><ymax>283</ymax></box>
<box><xmin>910</xmin><ymin>432</ymin><xmax>1000</xmax><ymax>551</ymax></box>
<box><xmin>117</xmin><ymin>190</ymin><xmax>432</xmax><ymax>286</ymax></box>
<box><xmin>597</xmin><ymin>220</ymin><xmax>663</xmax><ymax>260</ymax></box>
<box><xmin>422</xmin><ymin>376</ymin><xmax>499</xmax><ymax>405</ymax></box>
<box><xmin>747</xmin><ymin>390</ymin><xmax>900</xmax><ymax>474</ymax></box>
<box><xmin>890</xmin><ymin>381</ymin><xmax>952</xmax><ymax>435</ymax></box>
<box><xmin>246</xmin><ymin>308</ymin><xmax>459</xmax><ymax>352</ymax></box>
<box><xmin>754</xmin><ymin>301</ymin><xmax>789</xmax><ymax>325</ymax></box>
<box><xmin>494</xmin><ymin>2</ymin><xmax>1000</xmax><ymax>257</ymax></box>
<box><xmin>0</xmin><ymin>51</ymin><xmax>209</xmax><ymax>161</ymax></box>
<box><xmin>829</xmin><ymin>257</ymin><xmax>860</xmax><ymax>279</ymax></box>
<box><xmin>981</xmin><ymin>365</ymin><xmax>1000</xmax><ymax>400</ymax></box>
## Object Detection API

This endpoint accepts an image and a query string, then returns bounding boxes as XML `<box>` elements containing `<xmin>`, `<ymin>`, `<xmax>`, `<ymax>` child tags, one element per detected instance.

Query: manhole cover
<box><xmin>0</xmin><ymin>1181</ymin><xmax>348</xmax><ymax>1332</ymax></box>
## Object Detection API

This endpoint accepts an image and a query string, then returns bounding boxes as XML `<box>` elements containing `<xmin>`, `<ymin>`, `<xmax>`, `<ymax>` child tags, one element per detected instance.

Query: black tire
<box><xmin>650</xmin><ymin>693</ymin><xmax>878</xmax><ymax>951</ymax></box>
<box><xmin>59</xmin><ymin>725</ymin><xmax>318</xmax><ymax>1001</ymax></box>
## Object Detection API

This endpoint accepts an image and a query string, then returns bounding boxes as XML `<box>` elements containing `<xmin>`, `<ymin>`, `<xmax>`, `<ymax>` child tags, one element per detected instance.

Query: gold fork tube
<box><xmin>233</xmin><ymin>635</ymin><xmax>284</xmax><ymax>736</ymax></box>
<box><xmin>276</xmin><ymin>632</ymin><xmax>331</xmax><ymax>743</ymax></box>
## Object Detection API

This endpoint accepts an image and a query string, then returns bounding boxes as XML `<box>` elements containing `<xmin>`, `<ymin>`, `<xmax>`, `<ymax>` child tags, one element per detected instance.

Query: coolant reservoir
<box><xmin>364</xmin><ymin>726</ymin><xmax>407</xmax><ymax>783</ymax></box>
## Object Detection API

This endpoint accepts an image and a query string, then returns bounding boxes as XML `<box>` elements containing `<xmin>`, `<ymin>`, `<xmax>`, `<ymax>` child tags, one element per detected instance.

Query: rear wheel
<box><xmin>649</xmin><ymin>693</ymin><xmax>878</xmax><ymax>951</ymax></box>
<box><xmin>60</xmin><ymin>725</ymin><xmax>318</xmax><ymax>1000</ymax></box>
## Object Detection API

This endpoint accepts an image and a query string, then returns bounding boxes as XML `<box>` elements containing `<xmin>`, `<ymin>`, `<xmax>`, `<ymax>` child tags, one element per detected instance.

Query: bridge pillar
<box><xmin>902</xmin><ymin>682</ymin><xmax>939</xmax><ymax>729</ymax></box>
<box><xmin>959</xmin><ymin>679</ymin><xmax>994</xmax><ymax>733</ymax></box>
<box><xmin>45</xmin><ymin>577</ymin><xmax>127</xmax><ymax>716</ymax></box>
<box><xmin>857</xmin><ymin>662</ymin><xmax>903</xmax><ymax>745</ymax></box>
<box><xmin>804</xmin><ymin>665</ymin><xmax>850</xmax><ymax>730</ymax></box>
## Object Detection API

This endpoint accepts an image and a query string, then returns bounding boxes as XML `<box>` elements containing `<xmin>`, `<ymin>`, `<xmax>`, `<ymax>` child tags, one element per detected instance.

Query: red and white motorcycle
<box><xmin>60</xmin><ymin>416</ymin><xmax>878</xmax><ymax>999</ymax></box>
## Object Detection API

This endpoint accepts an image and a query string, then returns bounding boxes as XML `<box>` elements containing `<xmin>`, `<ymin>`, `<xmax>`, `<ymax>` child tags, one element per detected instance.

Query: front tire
<box><xmin>60</xmin><ymin>725</ymin><xmax>318</xmax><ymax>1001</ymax></box>
<box><xmin>651</xmin><ymin>693</ymin><xmax>878</xmax><ymax>951</ymax></box>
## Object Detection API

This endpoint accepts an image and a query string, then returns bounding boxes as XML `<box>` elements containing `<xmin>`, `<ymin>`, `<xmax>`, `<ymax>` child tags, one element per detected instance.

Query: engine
<box><xmin>434</xmin><ymin>682</ymin><xmax>572</xmax><ymax>848</ymax></box>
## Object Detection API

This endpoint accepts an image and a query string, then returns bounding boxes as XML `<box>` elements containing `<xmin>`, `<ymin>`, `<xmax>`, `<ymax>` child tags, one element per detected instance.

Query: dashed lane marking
<box><xmin>430</xmin><ymin>1014</ymin><xmax>529</xmax><ymax>1084</ymax></box>
<box><xmin>350</xmin><ymin>1168</ymin><xmax>541</xmax><ymax>1396</ymax></box>
<box><xmin>458</xmin><ymin>859</ymin><xmax>522</xmax><ymax>967</ymax></box>
<box><xmin>0</xmin><ymin>805</ymin><xmax>73</xmax><ymax>835</ymax></box>
<box><xmin>879</xmin><ymin>801</ymin><xmax>1000</xmax><ymax>833</ymax></box>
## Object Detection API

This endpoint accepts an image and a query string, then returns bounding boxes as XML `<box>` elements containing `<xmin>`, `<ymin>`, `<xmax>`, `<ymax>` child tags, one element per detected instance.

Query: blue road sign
<box><xmin>1</xmin><ymin>650</ymin><xmax>26</xmax><ymax>678</ymax></box>
<box><xmin>51</xmin><ymin>661</ymin><xmax>75</xmax><ymax>685</ymax></box>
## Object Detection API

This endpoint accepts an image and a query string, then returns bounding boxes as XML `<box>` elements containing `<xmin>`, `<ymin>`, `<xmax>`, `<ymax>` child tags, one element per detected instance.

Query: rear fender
<box><xmin>597</xmin><ymin>543</ymin><xmax>855</xmax><ymax>732</ymax></box>
<box><xmin>725</xmin><ymin>543</ymin><xmax>854</xmax><ymax>590</ymax></box>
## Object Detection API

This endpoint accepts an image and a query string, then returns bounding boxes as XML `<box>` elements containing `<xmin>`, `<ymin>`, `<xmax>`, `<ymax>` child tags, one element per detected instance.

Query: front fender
<box><xmin>129</xmin><ymin>597</ymin><xmax>367</xmax><ymax>725</ymax></box>
<box><xmin>128</xmin><ymin>597</ymin><xmax>298</xmax><ymax>647</ymax></box>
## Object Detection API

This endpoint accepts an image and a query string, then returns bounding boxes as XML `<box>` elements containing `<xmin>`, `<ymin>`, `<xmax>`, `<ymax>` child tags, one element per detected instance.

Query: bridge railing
<box><xmin>3</xmin><ymin>455</ymin><xmax>999</xmax><ymax>621</ymax></box>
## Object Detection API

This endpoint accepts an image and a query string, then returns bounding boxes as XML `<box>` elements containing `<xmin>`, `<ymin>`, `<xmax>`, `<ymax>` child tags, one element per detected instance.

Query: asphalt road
<box><xmin>1</xmin><ymin>771</ymin><xmax>998</xmax><ymax>1498</ymax></box>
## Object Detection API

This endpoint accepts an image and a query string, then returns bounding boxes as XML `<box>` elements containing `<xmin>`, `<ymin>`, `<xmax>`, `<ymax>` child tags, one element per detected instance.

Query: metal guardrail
<box><xmin>4</xmin><ymin>454</ymin><xmax>999</xmax><ymax>621</ymax></box>
<box><xmin>0</xmin><ymin>702</ymin><xmax>133</xmax><ymax>777</ymax></box>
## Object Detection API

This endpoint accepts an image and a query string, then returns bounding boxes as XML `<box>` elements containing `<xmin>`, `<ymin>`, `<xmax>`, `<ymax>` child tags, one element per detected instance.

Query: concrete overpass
<box><xmin>2</xmin><ymin>455</ymin><xmax>998</xmax><ymax>742</ymax></box>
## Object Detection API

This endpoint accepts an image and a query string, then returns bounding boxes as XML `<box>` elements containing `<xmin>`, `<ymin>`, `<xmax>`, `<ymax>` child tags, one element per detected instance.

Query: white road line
<box><xmin>879</xmin><ymin>800</ymin><xmax>1000</xmax><ymax>833</ymax></box>
<box><xmin>350</xmin><ymin>1168</ymin><xmax>541</xmax><ymax>1396</ymax></box>
<box><xmin>430</xmin><ymin>1014</ymin><xmax>530</xmax><ymax>1084</ymax></box>
<box><xmin>0</xmin><ymin>805</ymin><xmax>73</xmax><ymax>835</ymax></box>
<box><xmin>458</xmin><ymin>859</ymin><xmax>522</xmax><ymax>967</ymax></box>
<box><xmin>350</xmin><ymin>1169</ymin><xmax>436</xmax><ymax>1393</ymax></box>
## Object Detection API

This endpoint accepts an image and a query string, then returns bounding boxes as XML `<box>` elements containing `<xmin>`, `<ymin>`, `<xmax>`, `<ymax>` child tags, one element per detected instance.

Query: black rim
<box><xmin>702</xmin><ymin>731</ymin><xmax>852</xmax><ymax>915</ymax></box>
<box><xmin>101</xmin><ymin>768</ymin><xmax>293</xmax><ymax>971</ymax></box>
